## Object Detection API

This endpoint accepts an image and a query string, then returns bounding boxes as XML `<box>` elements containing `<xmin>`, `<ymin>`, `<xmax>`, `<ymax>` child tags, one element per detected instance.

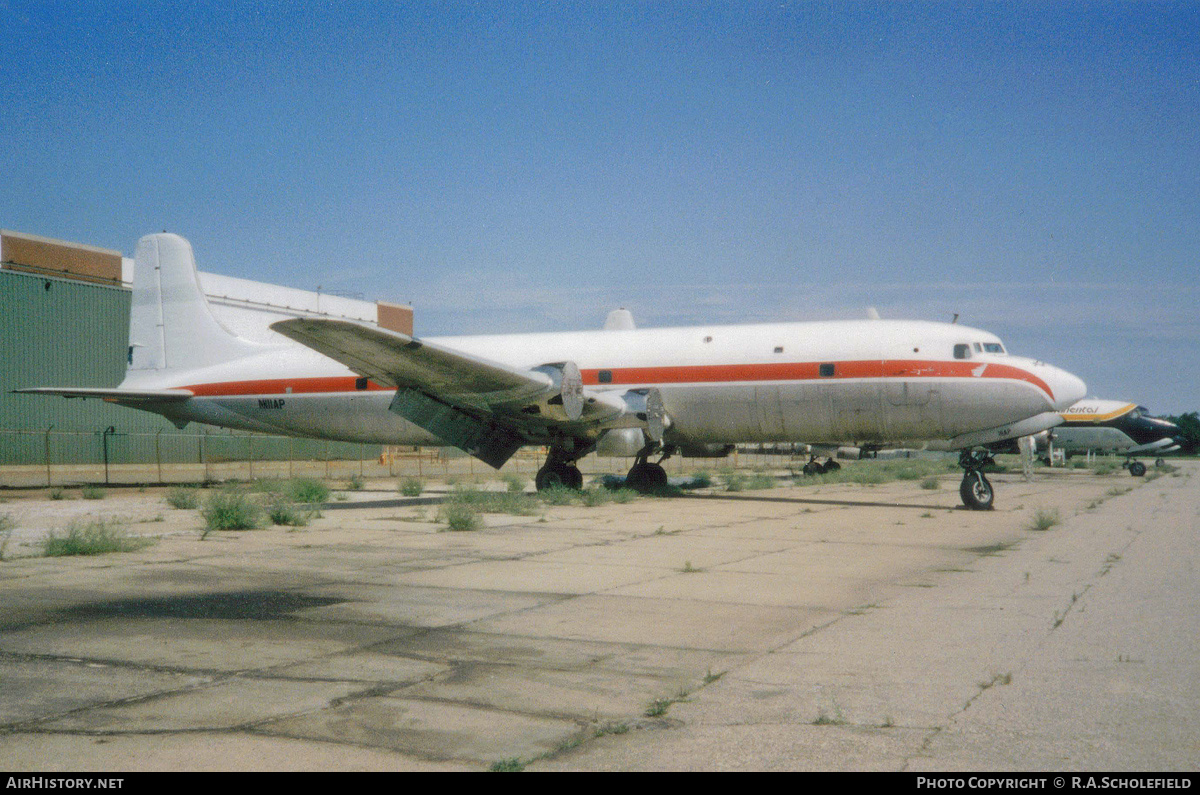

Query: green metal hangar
<box><xmin>0</xmin><ymin>229</ymin><xmax>413</xmax><ymax>468</ymax></box>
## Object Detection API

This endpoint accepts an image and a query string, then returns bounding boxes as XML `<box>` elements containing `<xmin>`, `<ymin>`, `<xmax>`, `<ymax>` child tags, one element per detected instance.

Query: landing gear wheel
<box><xmin>959</xmin><ymin>470</ymin><xmax>994</xmax><ymax>511</ymax></box>
<box><xmin>823</xmin><ymin>458</ymin><xmax>841</xmax><ymax>472</ymax></box>
<box><xmin>1128</xmin><ymin>461</ymin><xmax>1146</xmax><ymax>477</ymax></box>
<box><xmin>1155</xmin><ymin>458</ymin><xmax>1165</xmax><ymax>468</ymax></box>
<box><xmin>536</xmin><ymin>463</ymin><xmax>583</xmax><ymax>491</ymax></box>
<box><xmin>625</xmin><ymin>462</ymin><xmax>668</xmax><ymax>492</ymax></box>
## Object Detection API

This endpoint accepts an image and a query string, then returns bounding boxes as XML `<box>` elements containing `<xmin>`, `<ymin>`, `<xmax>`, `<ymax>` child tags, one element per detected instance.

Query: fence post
<box><xmin>155</xmin><ymin>428</ymin><xmax>164</xmax><ymax>484</ymax></box>
<box><xmin>44</xmin><ymin>426</ymin><xmax>53</xmax><ymax>488</ymax></box>
<box><xmin>101</xmin><ymin>426</ymin><xmax>115</xmax><ymax>485</ymax></box>
<box><xmin>202</xmin><ymin>432</ymin><xmax>210</xmax><ymax>483</ymax></box>
<box><xmin>247</xmin><ymin>433</ymin><xmax>253</xmax><ymax>481</ymax></box>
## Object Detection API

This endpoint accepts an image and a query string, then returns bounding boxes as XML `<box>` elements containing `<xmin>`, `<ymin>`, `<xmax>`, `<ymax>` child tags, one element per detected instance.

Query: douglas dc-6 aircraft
<box><xmin>18</xmin><ymin>233</ymin><xmax>1087</xmax><ymax>510</ymax></box>
<box><xmin>996</xmin><ymin>399</ymin><xmax>1182</xmax><ymax>476</ymax></box>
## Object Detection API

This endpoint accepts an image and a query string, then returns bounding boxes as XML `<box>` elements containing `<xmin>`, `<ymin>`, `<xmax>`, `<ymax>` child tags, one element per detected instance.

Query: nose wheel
<box><xmin>958</xmin><ymin>450</ymin><xmax>996</xmax><ymax>510</ymax></box>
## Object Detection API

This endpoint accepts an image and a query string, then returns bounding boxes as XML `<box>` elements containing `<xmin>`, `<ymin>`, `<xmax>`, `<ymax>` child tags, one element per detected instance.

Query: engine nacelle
<box><xmin>595</xmin><ymin>428</ymin><xmax>646</xmax><ymax>458</ymax></box>
<box><xmin>677</xmin><ymin>442</ymin><xmax>736</xmax><ymax>458</ymax></box>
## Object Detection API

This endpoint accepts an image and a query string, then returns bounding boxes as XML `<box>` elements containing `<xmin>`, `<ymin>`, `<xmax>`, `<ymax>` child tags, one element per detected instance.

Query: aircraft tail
<box><xmin>126</xmin><ymin>233</ymin><xmax>265</xmax><ymax>377</ymax></box>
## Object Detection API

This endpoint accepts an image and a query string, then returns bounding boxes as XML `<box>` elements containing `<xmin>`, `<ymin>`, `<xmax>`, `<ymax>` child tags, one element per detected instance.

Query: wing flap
<box><xmin>388</xmin><ymin>389</ymin><xmax>525</xmax><ymax>468</ymax></box>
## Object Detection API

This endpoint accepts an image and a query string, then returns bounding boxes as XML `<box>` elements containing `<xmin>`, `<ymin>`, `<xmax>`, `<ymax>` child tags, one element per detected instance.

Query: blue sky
<box><xmin>2</xmin><ymin>1</ymin><xmax>1197</xmax><ymax>413</ymax></box>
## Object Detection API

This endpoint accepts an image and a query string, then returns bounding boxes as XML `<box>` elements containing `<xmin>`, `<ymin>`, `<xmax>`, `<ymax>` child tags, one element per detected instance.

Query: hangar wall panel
<box><xmin>0</xmin><ymin>269</ymin><xmax>381</xmax><ymax>468</ymax></box>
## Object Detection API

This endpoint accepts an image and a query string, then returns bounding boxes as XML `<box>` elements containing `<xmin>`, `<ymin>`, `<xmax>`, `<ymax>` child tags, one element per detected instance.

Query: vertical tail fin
<box><xmin>127</xmin><ymin>233</ymin><xmax>264</xmax><ymax>374</ymax></box>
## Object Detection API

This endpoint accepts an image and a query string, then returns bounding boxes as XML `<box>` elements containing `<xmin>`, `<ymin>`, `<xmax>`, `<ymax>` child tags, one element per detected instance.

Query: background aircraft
<box><xmin>20</xmin><ymin>233</ymin><xmax>1086</xmax><ymax>510</ymax></box>
<box><xmin>1015</xmin><ymin>399</ymin><xmax>1182</xmax><ymax>476</ymax></box>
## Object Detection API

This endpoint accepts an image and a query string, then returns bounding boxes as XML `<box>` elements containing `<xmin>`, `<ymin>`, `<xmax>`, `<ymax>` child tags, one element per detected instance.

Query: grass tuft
<box><xmin>287</xmin><ymin>478</ymin><xmax>330</xmax><ymax>504</ymax></box>
<box><xmin>398</xmin><ymin>477</ymin><xmax>423</xmax><ymax>497</ymax></box>
<box><xmin>201</xmin><ymin>490</ymin><xmax>265</xmax><ymax>532</ymax></box>
<box><xmin>1028</xmin><ymin>508</ymin><xmax>1061</xmax><ymax>532</ymax></box>
<box><xmin>80</xmin><ymin>486</ymin><xmax>106</xmax><ymax>500</ymax></box>
<box><xmin>440</xmin><ymin>500</ymin><xmax>481</xmax><ymax>532</ymax></box>
<box><xmin>166</xmin><ymin>486</ymin><xmax>200</xmax><ymax>509</ymax></box>
<box><xmin>43</xmin><ymin>519</ymin><xmax>154</xmax><ymax>557</ymax></box>
<box><xmin>489</xmin><ymin>758</ymin><xmax>525</xmax><ymax>772</ymax></box>
<box><xmin>538</xmin><ymin>485</ymin><xmax>583</xmax><ymax>505</ymax></box>
<box><xmin>267</xmin><ymin>496</ymin><xmax>313</xmax><ymax>527</ymax></box>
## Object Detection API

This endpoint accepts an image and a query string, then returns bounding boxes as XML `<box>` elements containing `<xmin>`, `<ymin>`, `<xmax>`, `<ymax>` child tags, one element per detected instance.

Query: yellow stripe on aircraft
<box><xmin>1060</xmin><ymin>403</ymin><xmax>1136</xmax><ymax>423</ymax></box>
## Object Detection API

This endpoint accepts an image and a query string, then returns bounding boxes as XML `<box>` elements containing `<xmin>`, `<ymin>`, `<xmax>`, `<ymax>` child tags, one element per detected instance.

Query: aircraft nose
<box><xmin>1049</xmin><ymin>367</ymin><xmax>1087</xmax><ymax>411</ymax></box>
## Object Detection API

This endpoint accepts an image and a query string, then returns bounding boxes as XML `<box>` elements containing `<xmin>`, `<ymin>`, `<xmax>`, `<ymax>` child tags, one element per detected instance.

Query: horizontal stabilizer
<box><xmin>13</xmin><ymin>387</ymin><xmax>193</xmax><ymax>402</ymax></box>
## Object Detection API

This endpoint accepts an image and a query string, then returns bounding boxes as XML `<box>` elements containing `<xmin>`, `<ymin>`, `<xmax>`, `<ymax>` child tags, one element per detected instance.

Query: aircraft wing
<box><xmin>12</xmin><ymin>387</ymin><xmax>193</xmax><ymax>402</ymax></box>
<box><xmin>270</xmin><ymin>318</ymin><xmax>630</xmax><ymax>467</ymax></box>
<box><xmin>270</xmin><ymin>319</ymin><xmax>557</xmax><ymax>406</ymax></box>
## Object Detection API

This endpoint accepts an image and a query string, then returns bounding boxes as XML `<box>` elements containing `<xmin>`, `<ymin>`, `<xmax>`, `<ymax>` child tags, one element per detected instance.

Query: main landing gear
<box><xmin>1123</xmin><ymin>458</ymin><xmax>1147</xmax><ymax>477</ymax></box>
<box><xmin>623</xmin><ymin>442</ymin><xmax>674</xmax><ymax>492</ymax></box>
<box><xmin>958</xmin><ymin>450</ymin><xmax>996</xmax><ymax>511</ymax></box>
<box><xmin>535</xmin><ymin>447</ymin><xmax>584</xmax><ymax>491</ymax></box>
<box><xmin>801</xmin><ymin>456</ymin><xmax>841</xmax><ymax>476</ymax></box>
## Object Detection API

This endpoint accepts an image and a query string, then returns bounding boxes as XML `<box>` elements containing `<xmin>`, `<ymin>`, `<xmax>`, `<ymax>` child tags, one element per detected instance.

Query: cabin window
<box><xmin>774</xmin><ymin>346</ymin><xmax>784</xmax><ymax>354</ymax></box>
<box><xmin>703</xmin><ymin>336</ymin><xmax>713</xmax><ymax>343</ymax></box>
<box><xmin>953</xmin><ymin>344</ymin><xmax>972</xmax><ymax>360</ymax></box>
<box><xmin>598</xmin><ymin>370</ymin><xmax>613</xmax><ymax>384</ymax></box>
<box><xmin>819</xmin><ymin>363</ymin><xmax>835</xmax><ymax>377</ymax></box>
<box><xmin>355</xmin><ymin>377</ymin><xmax>369</xmax><ymax>390</ymax></box>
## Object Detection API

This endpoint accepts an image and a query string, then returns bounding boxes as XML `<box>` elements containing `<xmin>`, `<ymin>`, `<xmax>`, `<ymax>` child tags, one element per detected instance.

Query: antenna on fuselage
<box><xmin>951</xmin><ymin>313</ymin><xmax>959</xmax><ymax>324</ymax></box>
<box><xmin>866</xmin><ymin>307</ymin><xmax>881</xmax><ymax>320</ymax></box>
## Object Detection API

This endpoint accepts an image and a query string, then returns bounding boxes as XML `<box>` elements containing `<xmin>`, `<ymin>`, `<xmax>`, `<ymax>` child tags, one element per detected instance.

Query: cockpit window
<box><xmin>973</xmin><ymin>343</ymin><xmax>983</xmax><ymax>352</ymax></box>
<box><xmin>953</xmin><ymin>344</ymin><xmax>971</xmax><ymax>359</ymax></box>
<box><xmin>982</xmin><ymin>342</ymin><xmax>1005</xmax><ymax>354</ymax></box>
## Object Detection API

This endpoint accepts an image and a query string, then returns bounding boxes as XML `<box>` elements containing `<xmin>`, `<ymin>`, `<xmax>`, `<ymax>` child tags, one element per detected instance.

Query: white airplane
<box><xmin>1009</xmin><ymin>399</ymin><xmax>1182</xmax><ymax>476</ymax></box>
<box><xmin>19</xmin><ymin>233</ymin><xmax>1087</xmax><ymax>510</ymax></box>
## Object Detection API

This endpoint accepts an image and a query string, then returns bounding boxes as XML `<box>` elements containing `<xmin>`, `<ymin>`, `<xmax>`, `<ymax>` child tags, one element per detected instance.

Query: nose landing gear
<box><xmin>958</xmin><ymin>450</ymin><xmax>996</xmax><ymax>510</ymax></box>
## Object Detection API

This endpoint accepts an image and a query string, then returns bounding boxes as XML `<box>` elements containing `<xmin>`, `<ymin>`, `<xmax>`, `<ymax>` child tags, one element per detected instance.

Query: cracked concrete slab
<box><xmin>0</xmin><ymin>463</ymin><xmax>1194</xmax><ymax>770</ymax></box>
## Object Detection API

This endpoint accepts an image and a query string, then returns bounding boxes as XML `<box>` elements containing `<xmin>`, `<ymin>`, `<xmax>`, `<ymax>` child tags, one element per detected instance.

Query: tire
<box><xmin>535</xmin><ymin>466</ymin><xmax>563</xmax><ymax>491</ymax></box>
<box><xmin>802</xmin><ymin>461</ymin><xmax>826</xmax><ymax>476</ymax></box>
<box><xmin>536</xmin><ymin>464</ymin><xmax>584</xmax><ymax>491</ymax></box>
<box><xmin>959</xmin><ymin>471</ymin><xmax>994</xmax><ymax>511</ymax></box>
<box><xmin>1129</xmin><ymin>461</ymin><xmax>1146</xmax><ymax>477</ymax></box>
<box><xmin>625</xmin><ymin>462</ymin><xmax>668</xmax><ymax>492</ymax></box>
<box><xmin>823</xmin><ymin>459</ymin><xmax>841</xmax><ymax>471</ymax></box>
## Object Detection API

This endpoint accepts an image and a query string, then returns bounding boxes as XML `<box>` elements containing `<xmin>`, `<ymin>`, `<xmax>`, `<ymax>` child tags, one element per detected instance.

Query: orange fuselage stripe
<box><xmin>180</xmin><ymin>359</ymin><xmax>1053</xmax><ymax>401</ymax></box>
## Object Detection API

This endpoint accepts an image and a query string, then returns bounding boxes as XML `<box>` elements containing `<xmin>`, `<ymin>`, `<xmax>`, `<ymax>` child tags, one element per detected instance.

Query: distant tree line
<box><xmin>1164</xmin><ymin>412</ymin><xmax>1200</xmax><ymax>454</ymax></box>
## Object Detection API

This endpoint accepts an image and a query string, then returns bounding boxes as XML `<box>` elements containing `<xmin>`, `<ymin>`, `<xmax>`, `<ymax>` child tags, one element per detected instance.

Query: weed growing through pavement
<box><xmin>43</xmin><ymin>519</ymin><xmax>154</xmax><ymax>557</ymax></box>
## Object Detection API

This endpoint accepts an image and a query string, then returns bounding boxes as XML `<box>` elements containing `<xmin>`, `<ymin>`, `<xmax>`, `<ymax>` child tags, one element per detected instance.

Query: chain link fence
<box><xmin>0</xmin><ymin>428</ymin><xmax>807</xmax><ymax>488</ymax></box>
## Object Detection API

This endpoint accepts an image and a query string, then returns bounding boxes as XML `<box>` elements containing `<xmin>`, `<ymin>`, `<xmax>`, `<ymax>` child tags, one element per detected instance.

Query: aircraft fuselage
<box><xmin>138</xmin><ymin>318</ymin><xmax>1084</xmax><ymax>451</ymax></box>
